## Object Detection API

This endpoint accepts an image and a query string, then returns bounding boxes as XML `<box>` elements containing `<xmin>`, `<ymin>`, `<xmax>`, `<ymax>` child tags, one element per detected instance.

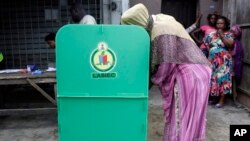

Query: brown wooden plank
<box><xmin>240</xmin><ymin>23</ymin><xmax>250</xmax><ymax>28</ymax></box>
<box><xmin>242</xmin><ymin>59</ymin><xmax>250</xmax><ymax>65</ymax></box>
<box><xmin>238</xmin><ymin>87</ymin><xmax>250</xmax><ymax>97</ymax></box>
<box><xmin>26</xmin><ymin>78</ymin><xmax>56</xmax><ymax>105</ymax></box>
<box><xmin>0</xmin><ymin>72</ymin><xmax>56</xmax><ymax>80</ymax></box>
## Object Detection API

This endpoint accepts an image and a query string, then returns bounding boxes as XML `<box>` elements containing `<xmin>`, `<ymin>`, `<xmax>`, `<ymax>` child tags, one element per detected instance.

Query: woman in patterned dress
<box><xmin>204</xmin><ymin>16</ymin><xmax>234</xmax><ymax>108</ymax></box>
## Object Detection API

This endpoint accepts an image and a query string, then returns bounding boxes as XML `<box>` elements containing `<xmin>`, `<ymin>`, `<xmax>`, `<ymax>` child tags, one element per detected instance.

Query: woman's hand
<box><xmin>217</xmin><ymin>29</ymin><xmax>234</xmax><ymax>48</ymax></box>
<box><xmin>216</xmin><ymin>29</ymin><xmax>224</xmax><ymax>38</ymax></box>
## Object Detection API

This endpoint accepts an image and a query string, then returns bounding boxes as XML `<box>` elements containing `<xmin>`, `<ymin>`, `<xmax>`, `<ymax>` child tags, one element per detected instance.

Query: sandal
<box><xmin>215</xmin><ymin>103</ymin><xmax>224</xmax><ymax>108</ymax></box>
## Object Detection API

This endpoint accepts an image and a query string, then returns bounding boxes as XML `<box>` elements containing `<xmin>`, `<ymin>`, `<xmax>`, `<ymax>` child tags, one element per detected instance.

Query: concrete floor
<box><xmin>148</xmin><ymin>86</ymin><xmax>250</xmax><ymax>141</ymax></box>
<box><xmin>0</xmin><ymin>86</ymin><xmax>250</xmax><ymax>141</ymax></box>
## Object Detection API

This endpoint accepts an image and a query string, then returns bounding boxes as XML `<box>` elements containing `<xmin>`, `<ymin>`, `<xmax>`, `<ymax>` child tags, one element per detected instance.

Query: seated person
<box><xmin>70</xmin><ymin>2</ymin><xmax>97</xmax><ymax>24</ymax></box>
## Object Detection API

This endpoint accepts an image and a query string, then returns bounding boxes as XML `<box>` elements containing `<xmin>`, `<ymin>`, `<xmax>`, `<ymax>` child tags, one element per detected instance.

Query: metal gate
<box><xmin>0</xmin><ymin>0</ymin><xmax>102</xmax><ymax>69</ymax></box>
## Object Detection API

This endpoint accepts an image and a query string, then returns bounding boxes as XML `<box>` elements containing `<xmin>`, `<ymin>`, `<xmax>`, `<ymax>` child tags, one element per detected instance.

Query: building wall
<box><xmin>223</xmin><ymin>0</ymin><xmax>250</xmax><ymax>108</ymax></box>
<box><xmin>161</xmin><ymin>0</ymin><xmax>197</xmax><ymax>28</ymax></box>
<box><xmin>129</xmin><ymin>0</ymin><xmax>223</xmax><ymax>25</ymax></box>
<box><xmin>129</xmin><ymin>0</ymin><xmax>161</xmax><ymax>15</ymax></box>
<box><xmin>199</xmin><ymin>0</ymin><xmax>223</xmax><ymax>25</ymax></box>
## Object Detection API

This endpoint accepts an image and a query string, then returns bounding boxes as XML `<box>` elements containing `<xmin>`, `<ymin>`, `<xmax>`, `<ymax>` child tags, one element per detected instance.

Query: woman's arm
<box><xmin>217</xmin><ymin>30</ymin><xmax>234</xmax><ymax>48</ymax></box>
<box><xmin>151</xmin><ymin>63</ymin><xmax>176</xmax><ymax>87</ymax></box>
<box><xmin>186</xmin><ymin>14</ymin><xmax>202</xmax><ymax>33</ymax></box>
<box><xmin>186</xmin><ymin>24</ymin><xmax>197</xmax><ymax>33</ymax></box>
<box><xmin>191</xmin><ymin>28</ymin><xmax>203</xmax><ymax>45</ymax></box>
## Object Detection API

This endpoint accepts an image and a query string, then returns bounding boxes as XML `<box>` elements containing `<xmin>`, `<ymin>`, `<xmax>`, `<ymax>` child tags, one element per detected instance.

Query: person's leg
<box><xmin>209</xmin><ymin>96</ymin><xmax>218</xmax><ymax>105</ymax></box>
<box><xmin>219</xmin><ymin>95</ymin><xmax>225</xmax><ymax>104</ymax></box>
<box><xmin>209</xmin><ymin>76</ymin><xmax>219</xmax><ymax>104</ymax></box>
<box><xmin>232</xmin><ymin>77</ymin><xmax>239</xmax><ymax>104</ymax></box>
<box><xmin>216</xmin><ymin>94</ymin><xmax>225</xmax><ymax>108</ymax></box>
<box><xmin>176</xmin><ymin>64</ymin><xmax>211</xmax><ymax>141</ymax></box>
<box><xmin>160</xmin><ymin>82</ymin><xmax>176</xmax><ymax>141</ymax></box>
<box><xmin>215</xmin><ymin>53</ymin><xmax>232</xmax><ymax>108</ymax></box>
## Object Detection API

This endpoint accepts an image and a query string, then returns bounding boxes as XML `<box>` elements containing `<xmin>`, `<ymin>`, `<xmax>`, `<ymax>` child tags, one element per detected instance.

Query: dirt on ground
<box><xmin>0</xmin><ymin>86</ymin><xmax>250</xmax><ymax>141</ymax></box>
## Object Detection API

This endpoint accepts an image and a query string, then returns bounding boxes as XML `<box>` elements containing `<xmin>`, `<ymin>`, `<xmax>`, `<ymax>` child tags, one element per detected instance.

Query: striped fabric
<box><xmin>150</xmin><ymin>16</ymin><xmax>212</xmax><ymax>140</ymax></box>
<box><xmin>152</xmin><ymin>63</ymin><xmax>211</xmax><ymax>141</ymax></box>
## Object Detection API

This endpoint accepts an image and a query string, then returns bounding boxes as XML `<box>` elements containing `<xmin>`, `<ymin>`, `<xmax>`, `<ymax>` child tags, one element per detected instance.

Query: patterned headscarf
<box><xmin>231</xmin><ymin>25</ymin><xmax>241</xmax><ymax>38</ymax></box>
<box><xmin>121</xmin><ymin>4</ymin><xmax>210</xmax><ymax>72</ymax></box>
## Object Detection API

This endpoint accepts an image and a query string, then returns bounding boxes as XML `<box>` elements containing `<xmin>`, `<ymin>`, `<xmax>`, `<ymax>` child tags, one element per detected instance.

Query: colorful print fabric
<box><xmin>204</xmin><ymin>31</ymin><xmax>233</xmax><ymax>96</ymax></box>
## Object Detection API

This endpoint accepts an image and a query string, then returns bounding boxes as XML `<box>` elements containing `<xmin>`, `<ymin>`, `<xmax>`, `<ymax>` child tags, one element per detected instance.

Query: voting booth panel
<box><xmin>56</xmin><ymin>25</ymin><xmax>150</xmax><ymax>141</ymax></box>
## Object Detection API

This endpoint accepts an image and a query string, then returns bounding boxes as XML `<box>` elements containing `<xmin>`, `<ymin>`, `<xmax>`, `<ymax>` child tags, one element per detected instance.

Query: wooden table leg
<box><xmin>0</xmin><ymin>86</ymin><xmax>7</xmax><ymax>108</ymax></box>
<box><xmin>54</xmin><ymin>84</ymin><xmax>57</xmax><ymax>102</ymax></box>
<box><xmin>26</xmin><ymin>78</ymin><xmax>57</xmax><ymax>105</ymax></box>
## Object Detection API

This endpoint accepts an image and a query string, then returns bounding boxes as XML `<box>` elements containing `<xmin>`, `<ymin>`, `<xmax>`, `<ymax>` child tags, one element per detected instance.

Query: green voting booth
<box><xmin>56</xmin><ymin>25</ymin><xmax>150</xmax><ymax>141</ymax></box>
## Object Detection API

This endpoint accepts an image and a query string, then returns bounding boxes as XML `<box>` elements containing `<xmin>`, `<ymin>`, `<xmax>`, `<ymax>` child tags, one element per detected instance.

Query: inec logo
<box><xmin>90</xmin><ymin>42</ymin><xmax>116</xmax><ymax>72</ymax></box>
<box><xmin>90</xmin><ymin>42</ymin><xmax>117</xmax><ymax>78</ymax></box>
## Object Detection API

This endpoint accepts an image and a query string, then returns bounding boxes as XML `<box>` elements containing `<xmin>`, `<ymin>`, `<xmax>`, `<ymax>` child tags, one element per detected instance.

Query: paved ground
<box><xmin>148</xmin><ymin>86</ymin><xmax>250</xmax><ymax>141</ymax></box>
<box><xmin>0</xmin><ymin>86</ymin><xmax>250</xmax><ymax>141</ymax></box>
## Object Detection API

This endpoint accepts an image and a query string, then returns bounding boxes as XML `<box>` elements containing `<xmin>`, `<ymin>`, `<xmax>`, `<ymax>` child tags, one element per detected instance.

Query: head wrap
<box><xmin>121</xmin><ymin>3</ymin><xmax>149</xmax><ymax>28</ymax></box>
<box><xmin>231</xmin><ymin>25</ymin><xmax>241</xmax><ymax>38</ymax></box>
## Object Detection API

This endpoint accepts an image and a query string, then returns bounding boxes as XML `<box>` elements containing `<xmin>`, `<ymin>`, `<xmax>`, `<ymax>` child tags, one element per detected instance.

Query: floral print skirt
<box><xmin>209</xmin><ymin>47</ymin><xmax>232</xmax><ymax>96</ymax></box>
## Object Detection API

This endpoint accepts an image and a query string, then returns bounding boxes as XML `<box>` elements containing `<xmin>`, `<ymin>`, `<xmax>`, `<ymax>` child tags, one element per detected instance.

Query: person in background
<box><xmin>44</xmin><ymin>33</ymin><xmax>56</xmax><ymax>70</ymax></box>
<box><xmin>121</xmin><ymin>4</ymin><xmax>211</xmax><ymax>141</ymax></box>
<box><xmin>191</xmin><ymin>13</ymin><xmax>218</xmax><ymax>57</ymax></box>
<box><xmin>230</xmin><ymin>25</ymin><xmax>243</xmax><ymax>104</ymax></box>
<box><xmin>70</xmin><ymin>2</ymin><xmax>97</xmax><ymax>24</ymax></box>
<box><xmin>204</xmin><ymin>16</ymin><xmax>234</xmax><ymax>108</ymax></box>
<box><xmin>45</xmin><ymin>32</ymin><xmax>56</xmax><ymax>49</ymax></box>
<box><xmin>0</xmin><ymin>51</ymin><xmax>5</xmax><ymax>70</ymax></box>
